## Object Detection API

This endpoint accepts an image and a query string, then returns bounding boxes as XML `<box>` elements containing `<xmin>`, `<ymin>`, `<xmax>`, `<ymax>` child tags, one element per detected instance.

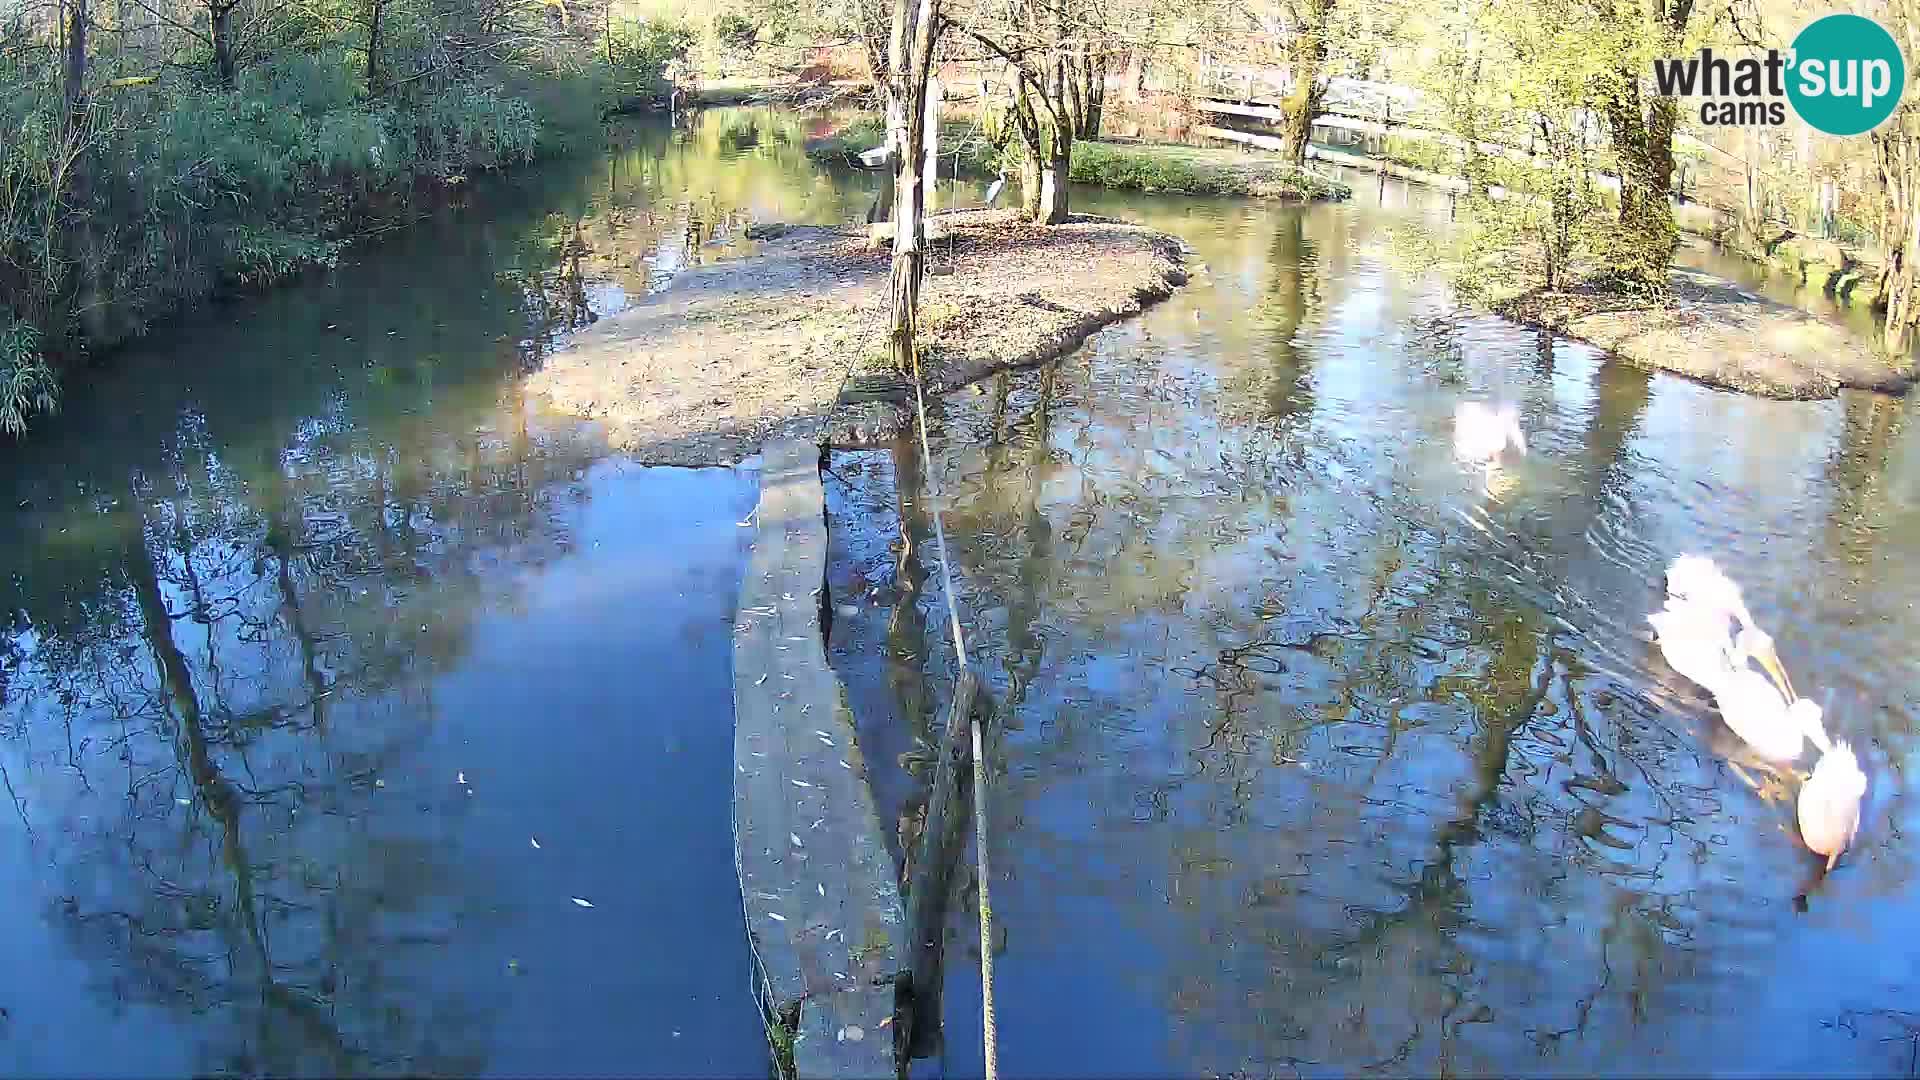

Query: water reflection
<box><xmin>0</xmin><ymin>106</ymin><xmax>889</xmax><ymax>1077</ymax></box>
<box><xmin>910</xmin><ymin>182</ymin><xmax>1920</xmax><ymax>1076</ymax></box>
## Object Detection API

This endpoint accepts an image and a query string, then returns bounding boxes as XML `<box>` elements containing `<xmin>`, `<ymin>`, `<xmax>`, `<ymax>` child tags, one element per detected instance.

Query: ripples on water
<box><xmin>3</xmin><ymin>104</ymin><xmax>1919</xmax><ymax>1077</ymax></box>
<box><xmin>877</xmin><ymin>186</ymin><xmax>1920</xmax><ymax>1076</ymax></box>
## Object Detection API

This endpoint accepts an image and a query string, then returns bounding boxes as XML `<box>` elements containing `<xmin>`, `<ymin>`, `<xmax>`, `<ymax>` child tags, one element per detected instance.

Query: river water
<box><xmin>3</xmin><ymin>107</ymin><xmax>1917</xmax><ymax>1076</ymax></box>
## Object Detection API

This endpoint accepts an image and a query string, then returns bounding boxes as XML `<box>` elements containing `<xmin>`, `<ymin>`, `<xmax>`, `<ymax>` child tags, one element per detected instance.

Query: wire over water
<box><xmin>907</xmin><ymin>339</ymin><xmax>999</xmax><ymax>1080</ymax></box>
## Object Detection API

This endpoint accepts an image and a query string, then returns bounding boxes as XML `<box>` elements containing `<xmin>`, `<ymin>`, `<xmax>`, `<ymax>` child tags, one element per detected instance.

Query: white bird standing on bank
<box><xmin>1798</xmin><ymin>738</ymin><xmax>1868</xmax><ymax>871</ymax></box>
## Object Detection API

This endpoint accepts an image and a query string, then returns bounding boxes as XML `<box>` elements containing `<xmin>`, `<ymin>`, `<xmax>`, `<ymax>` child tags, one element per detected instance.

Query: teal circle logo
<box><xmin>1787</xmin><ymin>14</ymin><xmax>1906</xmax><ymax>136</ymax></box>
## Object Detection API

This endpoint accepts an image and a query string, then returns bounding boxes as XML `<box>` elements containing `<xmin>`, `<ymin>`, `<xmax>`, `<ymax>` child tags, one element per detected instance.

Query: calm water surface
<box><xmin>0</xmin><ymin>108</ymin><xmax>887</xmax><ymax>1077</ymax></box>
<box><xmin>889</xmin><ymin>182</ymin><xmax>1920</xmax><ymax>1077</ymax></box>
<box><xmin>6</xmin><ymin>105</ymin><xmax>1919</xmax><ymax>1077</ymax></box>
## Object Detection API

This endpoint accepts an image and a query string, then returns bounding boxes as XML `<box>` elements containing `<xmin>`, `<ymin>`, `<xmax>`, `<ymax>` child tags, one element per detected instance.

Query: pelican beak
<box><xmin>1755</xmin><ymin>643</ymin><xmax>1797</xmax><ymax>703</ymax></box>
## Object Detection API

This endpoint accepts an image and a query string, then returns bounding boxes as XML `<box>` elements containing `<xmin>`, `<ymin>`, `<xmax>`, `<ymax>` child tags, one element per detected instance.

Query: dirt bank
<box><xmin>1493</xmin><ymin>269</ymin><xmax>1916</xmax><ymax>400</ymax></box>
<box><xmin>525</xmin><ymin>209</ymin><xmax>1189</xmax><ymax>465</ymax></box>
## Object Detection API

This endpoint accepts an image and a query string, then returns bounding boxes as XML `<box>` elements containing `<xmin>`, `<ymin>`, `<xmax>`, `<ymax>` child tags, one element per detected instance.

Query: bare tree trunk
<box><xmin>1035</xmin><ymin>140</ymin><xmax>1068</xmax><ymax>223</ymax></box>
<box><xmin>885</xmin><ymin>0</ymin><xmax>941</xmax><ymax>375</ymax></box>
<box><xmin>1871</xmin><ymin>0</ymin><xmax>1920</xmax><ymax>359</ymax></box>
<box><xmin>64</xmin><ymin>0</ymin><xmax>103</xmax><ymax>347</ymax></box>
<box><xmin>211</xmin><ymin>0</ymin><xmax>235</xmax><ymax>85</ymax></box>
<box><xmin>1874</xmin><ymin>128</ymin><xmax>1919</xmax><ymax>356</ymax></box>
<box><xmin>366</xmin><ymin>0</ymin><xmax>384</xmax><ymax>93</ymax></box>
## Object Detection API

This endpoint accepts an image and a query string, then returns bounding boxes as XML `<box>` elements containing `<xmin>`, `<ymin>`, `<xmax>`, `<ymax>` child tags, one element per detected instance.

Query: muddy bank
<box><xmin>525</xmin><ymin>209</ymin><xmax>1189</xmax><ymax>464</ymax></box>
<box><xmin>1492</xmin><ymin>269</ymin><xmax>1915</xmax><ymax>400</ymax></box>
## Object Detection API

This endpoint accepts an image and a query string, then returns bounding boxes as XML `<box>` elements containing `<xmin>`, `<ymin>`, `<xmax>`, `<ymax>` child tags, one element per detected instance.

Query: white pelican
<box><xmin>1662</xmin><ymin>555</ymin><xmax>1796</xmax><ymax>703</ymax></box>
<box><xmin>1453</xmin><ymin>401</ymin><xmax>1526</xmax><ymax>465</ymax></box>
<box><xmin>1706</xmin><ymin>664</ymin><xmax>1828</xmax><ymax>765</ymax></box>
<box><xmin>1798</xmin><ymin>740</ymin><xmax>1867</xmax><ymax>871</ymax></box>
<box><xmin>1648</xmin><ymin>597</ymin><xmax>1751</xmax><ymax>690</ymax></box>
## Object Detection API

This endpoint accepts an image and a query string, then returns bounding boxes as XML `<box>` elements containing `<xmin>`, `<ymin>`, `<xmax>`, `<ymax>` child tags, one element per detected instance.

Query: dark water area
<box><xmin>0</xmin><ymin>108</ymin><xmax>888</xmax><ymax>1078</ymax></box>
<box><xmin>6</xmin><ymin>102</ymin><xmax>1920</xmax><ymax>1078</ymax></box>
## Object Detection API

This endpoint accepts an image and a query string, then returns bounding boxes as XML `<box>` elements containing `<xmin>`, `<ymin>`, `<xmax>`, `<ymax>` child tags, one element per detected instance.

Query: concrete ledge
<box><xmin>733</xmin><ymin>438</ymin><xmax>906</xmax><ymax>1079</ymax></box>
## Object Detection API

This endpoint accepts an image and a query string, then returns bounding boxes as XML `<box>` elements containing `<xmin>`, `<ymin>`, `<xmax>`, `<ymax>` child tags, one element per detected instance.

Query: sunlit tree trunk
<box><xmin>1277</xmin><ymin>0</ymin><xmax>1333</xmax><ymax>166</ymax></box>
<box><xmin>885</xmin><ymin>0</ymin><xmax>942</xmax><ymax>374</ymax></box>
<box><xmin>1873</xmin><ymin>126</ymin><xmax>1919</xmax><ymax>356</ymax></box>
<box><xmin>1603</xmin><ymin>87</ymin><xmax>1679</xmax><ymax>292</ymax></box>
<box><xmin>1600</xmin><ymin>0</ymin><xmax>1692</xmax><ymax>295</ymax></box>
<box><xmin>1871</xmin><ymin>0</ymin><xmax>1920</xmax><ymax>359</ymax></box>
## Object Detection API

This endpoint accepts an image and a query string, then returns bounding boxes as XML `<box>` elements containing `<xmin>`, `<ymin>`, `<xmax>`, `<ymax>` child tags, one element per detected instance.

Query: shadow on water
<box><xmin>16</xmin><ymin>102</ymin><xmax>1920</xmax><ymax>1077</ymax></box>
<box><xmin>0</xmin><ymin>106</ymin><xmax>903</xmax><ymax>1078</ymax></box>
<box><xmin>833</xmin><ymin>176</ymin><xmax>1920</xmax><ymax>1077</ymax></box>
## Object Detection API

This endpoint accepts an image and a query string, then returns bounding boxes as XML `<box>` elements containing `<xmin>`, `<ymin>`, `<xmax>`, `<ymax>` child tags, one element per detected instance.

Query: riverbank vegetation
<box><xmin>692</xmin><ymin>0</ymin><xmax>1919</xmax><ymax>369</ymax></box>
<box><xmin>0</xmin><ymin>0</ymin><xmax>697</xmax><ymax>435</ymax></box>
<box><xmin>805</xmin><ymin>117</ymin><xmax>1347</xmax><ymax>200</ymax></box>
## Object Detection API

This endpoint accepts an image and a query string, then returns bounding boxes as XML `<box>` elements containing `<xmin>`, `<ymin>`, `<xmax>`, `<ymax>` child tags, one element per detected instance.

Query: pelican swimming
<box><xmin>1661</xmin><ymin>555</ymin><xmax>1797</xmax><ymax>704</ymax></box>
<box><xmin>1705</xmin><ymin>663</ymin><xmax>1829</xmax><ymax>765</ymax></box>
<box><xmin>1453</xmin><ymin>401</ymin><xmax>1527</xmax><ymax>465</ymax></box>
<box><xmin>1798</xmin><ymin>739</ymin><xmax>1867</xmax><ymax>871</ymax></box>
<box><xmin>1648</xmin><ymin>557</ymin><xmax>1829</xmax><ymax>767</ymax></box>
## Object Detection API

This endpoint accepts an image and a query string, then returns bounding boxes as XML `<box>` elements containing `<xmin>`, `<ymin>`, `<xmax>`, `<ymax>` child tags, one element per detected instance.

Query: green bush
<box><xmin>1069</xmin><ymin>141</ymin><xmax>1350</xmax><ymax>201</ymax></box>
<box><xmin>0</xmin><ymin>318</ymin><xmax>56</xmax><ymax>436</ymax></box>
<box><xmin>803</xmin><ymin>116</ymin><xmax>1003</xmax><ymax>175</ymax></box>
<box><xmin>0</xmin><ymin>45</ymin><xmax>607</xmax><ymax>437</ymax></box>
<box><xmin>605</xmin><ymin>18</ymin><xmax>695</xmax><ymax>110</ymax></box>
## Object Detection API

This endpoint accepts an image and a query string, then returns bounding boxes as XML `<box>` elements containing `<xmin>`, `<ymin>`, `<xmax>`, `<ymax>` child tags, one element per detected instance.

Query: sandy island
<box><xmin>526</xmin><ymin>209</ymin><xmax>1189</xmax><ymax>465</ymax></box>
<box><xmin>1493</xmin><ymin>269</ymin><xmax>1916</xmax><ymax>400</ymax></box>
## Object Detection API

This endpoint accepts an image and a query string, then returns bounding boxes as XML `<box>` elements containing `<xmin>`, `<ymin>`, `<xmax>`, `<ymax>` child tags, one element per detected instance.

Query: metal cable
<box><xmin>907</xmin><ymin>335</ymin><xmax>998</xmax><ymax>1080</ymax></box>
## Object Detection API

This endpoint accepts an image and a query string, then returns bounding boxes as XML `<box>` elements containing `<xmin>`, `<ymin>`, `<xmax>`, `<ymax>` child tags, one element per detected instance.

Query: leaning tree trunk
<box><xmin>885</xmin><ymin>0</ymin><xmax>940</xmax><ymax>375</ymax></box>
